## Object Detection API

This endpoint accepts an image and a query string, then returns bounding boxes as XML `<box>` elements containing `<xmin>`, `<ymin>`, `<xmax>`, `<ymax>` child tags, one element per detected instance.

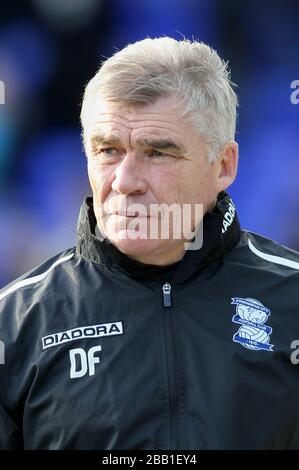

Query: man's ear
<box><xmin>215</xmin><ymin>140</ymin><xmax>238</xmax><ymax>193</ymax></box>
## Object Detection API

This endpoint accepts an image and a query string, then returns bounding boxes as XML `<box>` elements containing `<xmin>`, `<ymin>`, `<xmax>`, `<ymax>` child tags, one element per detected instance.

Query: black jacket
<box><xmin>1</xmin><ymin>192</ymin><xmax>299</xmax><ymax>450</ymax></box>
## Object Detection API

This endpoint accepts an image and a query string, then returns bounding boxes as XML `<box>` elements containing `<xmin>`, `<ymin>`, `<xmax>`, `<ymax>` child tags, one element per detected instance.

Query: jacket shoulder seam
<box><xmin>0</xmin><ymin>252</ymin><xmax>74</xmax><ymax>303</ymax></box>
<box><xmin>248</xmin><ymin>237</ymin><xmax>299</xmax><ymax>270</ymax></box>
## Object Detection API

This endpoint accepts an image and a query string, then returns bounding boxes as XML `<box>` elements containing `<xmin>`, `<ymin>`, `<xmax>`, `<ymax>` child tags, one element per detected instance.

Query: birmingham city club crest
<box><xmin>231</xmin><ymin>297</ymin><xmax>274</xmax><ymax>351</ymax></box>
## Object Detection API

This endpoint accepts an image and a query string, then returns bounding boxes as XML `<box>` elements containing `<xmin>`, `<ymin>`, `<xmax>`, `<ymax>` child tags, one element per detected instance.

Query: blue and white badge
<box><xmin>231</xmin><ymin>297</ymin><xmax>274</xmax><ymax>351</ymax></box>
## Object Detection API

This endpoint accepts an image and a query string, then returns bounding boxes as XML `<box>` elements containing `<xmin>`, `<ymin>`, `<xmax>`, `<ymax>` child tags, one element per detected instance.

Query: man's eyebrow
<box><xmin>90</xmin><ymin>134</ymin><xmax>186</xmax><ymax>154</ymax></box>
<box><xmin>137</xmin><ymin>138</ymin><xmax>186</xmax><ymax>154</ymax></box>
<box><xmin>90</xmin><ymin>133</ymin><xmax>122</xmax><ymax>146</ymax></box>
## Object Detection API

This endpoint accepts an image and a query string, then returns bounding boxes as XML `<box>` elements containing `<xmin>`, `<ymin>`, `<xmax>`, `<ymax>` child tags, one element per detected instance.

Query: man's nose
<box><xmin>111</xmin><ymin>155</ymin><xmax>147</xmax><ymax>195</ymax></box>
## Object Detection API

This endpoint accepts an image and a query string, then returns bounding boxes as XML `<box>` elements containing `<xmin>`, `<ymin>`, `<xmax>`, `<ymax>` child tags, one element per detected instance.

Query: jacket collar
<box><xmin>76</xmin><ymin>192</ymin><xmax>241</xmax><ymax>283</ymax></box>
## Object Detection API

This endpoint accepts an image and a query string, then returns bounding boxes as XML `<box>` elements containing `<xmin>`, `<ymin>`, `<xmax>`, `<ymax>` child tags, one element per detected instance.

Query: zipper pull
<box><xmin>162</xmin><ymin>282</ymin><xmax>172</xmax><ymax>308</ymax></box>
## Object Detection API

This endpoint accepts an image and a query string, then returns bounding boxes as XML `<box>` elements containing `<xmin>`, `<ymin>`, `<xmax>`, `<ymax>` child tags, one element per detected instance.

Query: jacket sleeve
<box><xmin>0</xmin><ymin>403</ymin><xmax>21</xmax><ymax>449</ymax></box>
<box><xmin>0</xmin><ymin>286</ymin><xmax>23</xmax><ymax>449</ymax></box>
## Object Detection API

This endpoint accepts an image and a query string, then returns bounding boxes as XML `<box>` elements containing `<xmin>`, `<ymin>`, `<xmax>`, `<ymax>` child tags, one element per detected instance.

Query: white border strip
<box><xmin>248</xmin><ymin>238</ymin><xmax>299</xmax><ymax>270</ymax></box>
<box><xmin>0</xmin><ymin>253</ymin><xmax>74</xmax><ymax>302</ymax></box>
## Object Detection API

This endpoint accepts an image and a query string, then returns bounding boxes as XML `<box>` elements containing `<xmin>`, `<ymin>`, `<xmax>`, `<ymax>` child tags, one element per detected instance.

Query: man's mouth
<box><xmin>110</xmin><ymin>211</ymin><xmax>149</xmax><ymax>218</ymax></box>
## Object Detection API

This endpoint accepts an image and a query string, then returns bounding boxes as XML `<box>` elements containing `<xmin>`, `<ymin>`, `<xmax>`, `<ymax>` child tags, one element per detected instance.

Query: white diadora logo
<box><xmin>42</xmin><ymin>321</ymin><xmax>123</xmax><ymax>350</ymax></box>
<box><xmin>231</xmin><ymin>297</ymin><xmax>274</xmax><ymax>351</ymax></box>
<box><xmin>222</xmin><ymin>200</ymin><xmax>236</xmax><ymax>234</ymax></box>
<box><xmin>70</xmin><ymin>345</ymin><xmax>102</xmax><ymax>379</ymax></box>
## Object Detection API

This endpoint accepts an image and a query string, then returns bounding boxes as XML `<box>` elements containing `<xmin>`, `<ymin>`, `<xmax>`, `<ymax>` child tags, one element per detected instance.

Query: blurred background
<box><xmin>0</xmin><ymin>0</ymin><xmax>298</xmax><ymax>287</ymax></box>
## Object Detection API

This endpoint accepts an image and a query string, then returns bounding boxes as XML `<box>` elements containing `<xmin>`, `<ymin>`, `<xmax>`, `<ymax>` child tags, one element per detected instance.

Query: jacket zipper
<box><xmin>162</xmin><ymin>282</ymin><xmax>172</xmax><ymax>307</ymax></box>
<box><xmin>161</xmin><ymin>282</ymin><xmax>181</xmax><ymax>448</ymax></box>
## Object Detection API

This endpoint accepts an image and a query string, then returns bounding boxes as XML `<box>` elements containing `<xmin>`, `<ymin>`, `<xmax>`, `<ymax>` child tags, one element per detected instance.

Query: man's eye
<box><xmin>92</xmin><ymin>148</ymin><xmax>120</xmax><ymax>158</ymax></box>
<box><xmin>149</xmin><ymin>150</ymin><xmax>169</xmax><ymax>158</ymax></box>
<box><xmin>99</xmin><ymin>148</ymin><xmax>118</xmax><ymax>156</ymax></box>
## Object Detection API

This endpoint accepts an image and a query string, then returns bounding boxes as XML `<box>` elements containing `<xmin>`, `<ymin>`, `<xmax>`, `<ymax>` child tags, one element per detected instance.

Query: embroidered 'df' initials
<box><xmin>69</xmin><ymin>345</ymin><xmax>102</xmax><ymax>379</ymax></box>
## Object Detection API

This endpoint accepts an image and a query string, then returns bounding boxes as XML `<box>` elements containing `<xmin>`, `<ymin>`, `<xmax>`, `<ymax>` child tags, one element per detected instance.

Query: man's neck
<box><xmin>117</xmin><ymin>244</ymin><xmax>185</xmax><ymax>267</ymax></box>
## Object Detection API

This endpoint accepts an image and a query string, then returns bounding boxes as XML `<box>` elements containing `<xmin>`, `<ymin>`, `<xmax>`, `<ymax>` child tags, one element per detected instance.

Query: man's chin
<box><xmin>108</xmin><ymin>230</ymin><xmax>166</xmax><ymax>260</ymax></box>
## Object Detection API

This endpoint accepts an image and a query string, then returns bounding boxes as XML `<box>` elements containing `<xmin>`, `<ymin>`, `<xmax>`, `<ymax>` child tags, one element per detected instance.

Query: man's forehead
<box><xmin>89</xmin><ymin>117</ymin><xmax>180</xmax><ymax>133</ymax></box>
<box><xmin>88</xmin><ymin>95</ymin><xmax>185</xmax><ymax>127</ymax></box>
<box><xmin>88</xmin><ymin>114</ymin><xmax>186</xmax><ymax>143</ymax></box>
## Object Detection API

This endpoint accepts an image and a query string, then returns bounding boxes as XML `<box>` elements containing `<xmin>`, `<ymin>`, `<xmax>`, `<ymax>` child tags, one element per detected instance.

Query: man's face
<box><xmin>84</xmin><ymin>95</ymin><xmax>233</xmax><ymax>265</ymax></box>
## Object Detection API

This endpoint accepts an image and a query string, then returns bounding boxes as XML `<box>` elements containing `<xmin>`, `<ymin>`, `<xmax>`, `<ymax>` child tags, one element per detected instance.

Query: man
<box><xmin>1</xmin><ymin>37</ymin><xmax>299</xmax><ymax>450</ymax></box>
